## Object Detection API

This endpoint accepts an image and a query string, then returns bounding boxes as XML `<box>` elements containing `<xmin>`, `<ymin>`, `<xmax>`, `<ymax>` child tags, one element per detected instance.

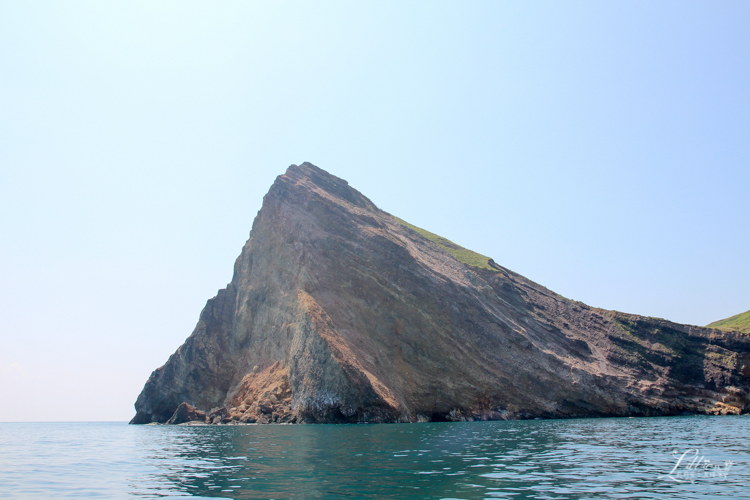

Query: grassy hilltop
<box><xmin>708</xmin><ymin>310</ymin><xmax>750</xmax><ymax>334</ymax></box>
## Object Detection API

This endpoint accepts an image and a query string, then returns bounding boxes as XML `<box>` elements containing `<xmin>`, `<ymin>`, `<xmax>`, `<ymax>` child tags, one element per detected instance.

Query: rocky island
<box><xmin>131</xmin><ymin>163</ymin><xmax>750</xmax><ymax>425</ymax></box>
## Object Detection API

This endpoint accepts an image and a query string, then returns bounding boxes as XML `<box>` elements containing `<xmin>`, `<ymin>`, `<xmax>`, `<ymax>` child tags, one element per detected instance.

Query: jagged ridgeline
<box><xmin>131</xmin><ymin>163</ymin><xmax>750</xmax><ymax>425</ymax></box>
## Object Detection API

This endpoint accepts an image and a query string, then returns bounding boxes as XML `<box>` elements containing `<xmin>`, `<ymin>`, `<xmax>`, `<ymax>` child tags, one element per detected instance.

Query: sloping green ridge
<box><xmin>394</xmin><ymin>216</ymin><xmax>498</xmax><ymax>271</ymax></box>
<box><xmin>707</xmin><ymin>309</ymin><xmax>750</xmax><ymax>334</ymax></box>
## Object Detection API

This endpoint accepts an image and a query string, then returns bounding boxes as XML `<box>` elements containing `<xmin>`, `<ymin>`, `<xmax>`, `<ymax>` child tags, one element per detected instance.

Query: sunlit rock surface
<box><xmin>130</xmin><ymin>163</ymin><xmax>750</xmax><ymax>424</ymax></box>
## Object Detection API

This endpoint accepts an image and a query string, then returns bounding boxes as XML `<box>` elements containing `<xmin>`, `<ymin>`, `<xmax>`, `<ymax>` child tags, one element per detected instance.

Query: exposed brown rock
<box><xmin>130</xmin><ymin>163</ymin><xmax>750</xmax><ymax>425</ymax></box>
<box><xmin>206</xmin><ymin>406</ymin><xmax>230</xmax><ymax>425</ymax></box>
<box><xmin>165</xmin><ymin>402</ymin><xmax>207</xmax><ymax>425</ymax></box>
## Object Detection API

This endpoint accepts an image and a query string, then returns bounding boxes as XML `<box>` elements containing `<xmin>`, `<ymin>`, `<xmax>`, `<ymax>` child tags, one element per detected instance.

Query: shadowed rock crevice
<box><xmin>131</xmin><ymin>163</ymin><xmax>750</xmax><ymax>425</ymax></box>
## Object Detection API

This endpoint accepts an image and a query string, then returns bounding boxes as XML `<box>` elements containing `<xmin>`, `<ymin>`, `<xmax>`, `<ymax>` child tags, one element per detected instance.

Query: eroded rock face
<box><xmin>166</xmin><ymin>402</ymin><xmax>207</xmax><ymax>425</ymax></box>
<box><xmin>130</xmin><ymin>163</ymin><xmax>750</xmax><ymax>425</ymax></box>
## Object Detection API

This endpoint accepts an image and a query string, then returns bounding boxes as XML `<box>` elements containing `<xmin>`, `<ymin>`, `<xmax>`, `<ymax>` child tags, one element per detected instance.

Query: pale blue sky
<box><xmin>1</xmin><ymin>1</ymin><xmax>748</xmax><ymax>421</ymax></box>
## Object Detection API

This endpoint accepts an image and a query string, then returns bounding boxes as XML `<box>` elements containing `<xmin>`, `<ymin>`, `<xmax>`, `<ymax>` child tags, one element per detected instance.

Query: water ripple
<box><xmin>0</xmin><ymin>416</ymin><xmax>748</xmax><ymax>499</ymax></box>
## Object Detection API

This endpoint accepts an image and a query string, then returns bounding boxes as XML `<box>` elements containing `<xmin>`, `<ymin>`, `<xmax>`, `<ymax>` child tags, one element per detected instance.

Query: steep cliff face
<box><xmin>131</xmin><ymin>163</ymin><xmax>750</xmax><ymax>425</ymax></box>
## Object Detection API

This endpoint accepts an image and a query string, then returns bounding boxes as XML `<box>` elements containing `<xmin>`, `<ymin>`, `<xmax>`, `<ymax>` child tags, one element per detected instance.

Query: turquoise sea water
<box><xmin>1</xmin><ymin>416</ymin><xmax>748</xmax><ymax>499</ymax></box>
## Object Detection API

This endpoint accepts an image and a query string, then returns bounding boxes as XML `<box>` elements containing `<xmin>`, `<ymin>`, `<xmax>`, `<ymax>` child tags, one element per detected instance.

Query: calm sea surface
<box><xmin>1</xmin><ymin>416</ymin><xmax>748</xmax><ymax>499</ymax></box>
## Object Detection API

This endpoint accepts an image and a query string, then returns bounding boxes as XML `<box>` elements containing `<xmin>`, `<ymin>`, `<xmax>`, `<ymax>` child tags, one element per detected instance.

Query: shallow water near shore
<box><xmin>1</xmin><ymin>416</ymin><xmax>748</xmax><ymax>499</ymax></box>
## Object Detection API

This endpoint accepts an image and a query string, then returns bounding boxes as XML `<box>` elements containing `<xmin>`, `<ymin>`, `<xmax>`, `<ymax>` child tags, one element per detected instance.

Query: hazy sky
<box><xmin>1</xmin><ymin>1</ymin><xmax>748</xmax><ymax>421</ymax></box>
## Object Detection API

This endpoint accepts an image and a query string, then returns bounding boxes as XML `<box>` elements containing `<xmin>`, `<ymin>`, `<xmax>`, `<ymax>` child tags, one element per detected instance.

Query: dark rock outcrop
<box><xmin>166</xmin><ymin>402</ymin><xmax>207</xmax><ymax>425</ymax></box>
<box><xmin>131</xmin><ymin>163</ymin><xmax>750</xmax><ymax>424</ymax></box>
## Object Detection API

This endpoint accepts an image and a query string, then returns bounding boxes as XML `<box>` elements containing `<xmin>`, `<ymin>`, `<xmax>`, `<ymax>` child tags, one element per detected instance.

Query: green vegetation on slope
<box><xmin>393</xmin><ymin>216</ymin><xmax>499</xmax><ymax>271</ymax></box>
<box><xmin>707</xmin><ymin>309</ymin><xmax>750</xmax><ymax>334</ymax></box>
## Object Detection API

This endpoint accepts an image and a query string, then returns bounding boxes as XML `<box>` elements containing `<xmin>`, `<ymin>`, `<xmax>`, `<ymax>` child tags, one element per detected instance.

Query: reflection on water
<box><xmin>1</xmin><ymin>416</ymin><xmax>748</xmax><ymax>499</ymax></box>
